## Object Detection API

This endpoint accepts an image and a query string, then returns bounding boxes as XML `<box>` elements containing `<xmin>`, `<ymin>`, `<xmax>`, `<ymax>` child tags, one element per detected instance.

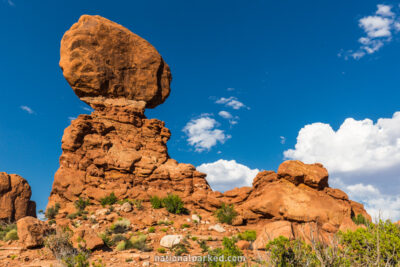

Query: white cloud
<box><xmin>197</xmin><ymin>159</ymin><xmax>260</xmax><ymax>192</ymax></box>
<box><xmin>227</xmin><ymin>87</ymin><xmax>235</xmax><ymax>91</ymax></box>
<box><xmin>359</xmin><ymin>16</ymin><xmax>392</xmax><ymax>38</ymax></box>
<box><xmin>343</xmin><ymin>4</ymin><xmax>400</xmax><ymax>59</ymax></box>
<box><xmin>183</xmin><ymin>115</ymin><xmax>230</xmax><ymax>152</ymax></box>
<box><xmin>82</xmin><ymin>106</ymin><xmax>94</xmax><ymax>112</ymax></box>
<box><xmin>284</xmin><ymin>112</ymin><xmax>400</xmax><ymax>173</ymax></box>
<box><xmin>218</xmin><ymin>111</ymin><xmax>233</xmax><ymax>119</ymax></box>
<box><xmin>331</xmin><ymin>178</ymin><xmax>400</xmax><ymax>221</ymax></box>
<box><xmin>285</xmin><ymin>112</ymin><xmax>400</xmax><ymax>220</ymax></box>
<box><xmin>218</xmin><ymin>110</ymin><xmax>239</xmax><ymax>125</ymax></box>
<box><xmin>68</xmin><ymin>116</ymin><xmax>77</xmax><ymax>121</ymax></box>
<box><xmin>280</xmin><ymin>136</ymin><xmax>286</xmax><ymax>144</ymax></box>
<box><xmin>7</xmin><ymin>0</ymin><xmax>15</xmax><ymax>6</ymax></box>
<box><xmin>20</xmin><ymin>105</ymin><xmax>34</xmax><ymax>114</ymax></box>
<box><xmin>216</xmin><ymin>97</ymin><xmax>247</xmax><ymax>110</ymax></box>
<box><xmin>376</xmin><ymin>4</ymin><xmax>395</xmax><ymax>17</ymax></box>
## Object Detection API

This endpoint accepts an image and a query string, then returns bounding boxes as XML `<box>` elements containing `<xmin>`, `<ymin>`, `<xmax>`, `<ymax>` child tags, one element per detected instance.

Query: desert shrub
<box><xmin>338</xmin><ymin>219</ymin><xmax>400</xmax><ymax>266</ymax></box>
<box><xmin>67</xmin><ymin>213</ymin><xmax>78</xmax><ymax>220</ymax></box>
<box><xmin>116</xmin><ymin>240</ymin><xmax>128</xmax><ymax>251</ymax></box>
<box><xmin>157</xmin><ymin>247</ymin><xmax>166</xmax><ymax>253</ymax></box>
<box><xmin>63</xmin><ymin>251</ymin><xmax>90</xmax><ymax>267</ymax></box>
<box><xmin>161</xmin><ymin>228</ymin><xmax>168</xmax><ymax>232</ymax></box>
<box><xmin>46</xmin><ymin>203</ymin><xmax>61</xmax><ymax>220</ymax></box>
<box><xmin>237</xmin><ymin>230</ymin><xmax>257</xmax><ymax>241</ymax></box>
<box><xmin>162</xmin><ymin>194</ymin><xmax>186</xmax><ymax>214</ymax></box>
<box><xmin>74</xmin><ymin>197</ymin><xmax>90</xmax><ymax>211</ymax></box>
<box><xmin>173</xmin><ymin>243</ymin><xmax>189</xmax><ymax>256</ymax></box>
<box><xmin>4</xmin><ymin>229</ymin><xmax>18</xmax><ymax>241</ymax></box>
<box><xmin>157</xmin><ymin>220</ymin><xmax>173</xmax><ymax>226</ymax></box>
<box><xmin>112</xmin><ymin>234</ymin><xmax>127</xmax><ymax>244</ymax></box>
<box><xmin>148</xmin><ymin>226</ymin><xmax>155</xmax><ymax>233</ymax></box>
<box><xmin>100</xmin><ymin>192</ymin><xmax>117</xmax><ymax>207</ymax></box>
<box><xmin>215</xmin><ymin>203</ymin><xmax>237</xmax><ymax>225</ymax></box>
<box><xmin>0</xmin><ymin>223</ymin><xmax>17</xmax><ymax>241</ymax></box>
<box><xmin>150</xmin><ymin>196</ymin><xmax>163</xmax><ymax>209</ymax></box>
<box><xmin>99</xmin><ymin>232</ymin><xmax>113</xmax><ymax>248</ymax></box>
<box><xmin>110</xmin><ymin>218</ymin><xmax>131</xmax><ymax>234</ymax></box>
<box><xmin>266</xmin><ymin>236</ymin><xmax>318</xmax><ymax>266</ymax></box>
<box><xmin>197</xmin><ymin>240</ymin><xmax>209</xmax><ymax>253</ymax></box>
<box><xmin>181</xmin><ymin>223</ymin><xmax>191</xmax><ymax>229</ymax></box>
<box><xmin>206</xmin><ymin>237</ymin><xmax>244</xmax><ymax>266</ymax></box>
<box><xmin>130</xmin><ymin>234</ymin><xmax>151</xmax><ymax>251</ymax></box>
<box><xmin>352</xmin><ymin>214</ymin><xmax>369</xmax><ymax>226</ymax></box>
<box><xmin>45</xmin><ymin>229</ymin><xmax>83</xmax><ymax>261</ymax></box>
<box><xmin>132</xmin><ymin>199</ymin><xmax>143</xmax><ymax>210</ymax></box>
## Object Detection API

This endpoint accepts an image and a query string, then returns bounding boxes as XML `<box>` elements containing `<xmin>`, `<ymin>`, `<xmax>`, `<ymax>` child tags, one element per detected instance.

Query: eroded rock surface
<box><xmin>0</xmin><ymin>172</ymin><xmax>36</xmax><ymax>222</ymax></box>
<box><xmin>60</xmin><ymin>15</ymin><xmax>171</xmax><ymax>109</ymax></box>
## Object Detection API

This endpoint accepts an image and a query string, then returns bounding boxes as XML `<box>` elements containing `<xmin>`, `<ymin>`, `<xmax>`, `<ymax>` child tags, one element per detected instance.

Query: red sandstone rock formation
<box><xmin>49</xmin><ymin>15</ymin><xmax>370</xmax><ymax>244</ymax></box>
<box><xmin>49</xmin><ymin>15</ymin><xmax>212</xmax><ymax>213</ymax></box>
<box><xmin>219</xmin><ymin>161</ymin><xmax>371</xmax><ymax>244</ymax></box>
<box><xmin>0</xmin><ymin>172</ymin><xmax>36</xmax><ymax>222</ymax></box>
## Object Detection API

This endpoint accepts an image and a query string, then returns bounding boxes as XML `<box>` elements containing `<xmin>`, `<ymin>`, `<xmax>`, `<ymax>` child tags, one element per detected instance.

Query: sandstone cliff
<box><xmin>0</xmin><ymin>172</ymin><xmax>36</xmax><ymax>222</ymax></box>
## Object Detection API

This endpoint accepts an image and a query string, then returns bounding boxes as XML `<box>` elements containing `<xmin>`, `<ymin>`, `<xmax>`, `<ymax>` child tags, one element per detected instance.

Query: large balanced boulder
<box><xmin>59</xmin><ymin>15</ymin><xmax>171</xmax><ymax>109</ymax></box>
<box><xmin>0</xmin><ymin>172</ymin><xmax>36</xmax><ymax>222</ymax></box>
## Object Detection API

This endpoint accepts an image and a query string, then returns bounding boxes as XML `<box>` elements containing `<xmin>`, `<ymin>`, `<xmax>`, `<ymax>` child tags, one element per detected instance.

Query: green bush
<box><xmin>148</xmin><ymin>226</ymin><xmax>155</xmax><ymax>233</ymax></box>
<box><xmin>46</xmin><ymin>203</ymin><xmax>61</xmax><ymax>220</ymax></box>
<box><xmin>206</xmin><ymin>237</ymin><xmax>244</xmax><ymax>266</ymax></box>
<box><xmin>150</xmin><ymin>196</ymin><xmax>163</xmax><ymax>209</ymax></box>
<box><xmin>130</xmin><ymin>234</ymin><xmax>151</xmax><ymax>251</ymax></box>
<box><xmin>157</xmin><ymin>247</ymin><xmax>166</xmax><ymax>253</ymax></box>
<box><xmin>352</xmin><ymin>214</ymin><xmax>369</xmax><ymax>226</ymax></box>
<box><xmin>162</xmin><ymin>194</ymin><xmax>186</xmax><ymax>214</ymax></box>
<box><xmin>0</xmin><ymin>223</ymin><xmax>17</xmax><ymax>241</ymax></box>
<box><xmin>266</xmin><ymin>236</ymin><xmax>318</xmax><ymax>266</ymax></box>
<box><xmin>237</xmin><ymin>230</ymin><xmax>257</xmax><ymax>241</ymax></box>
<box><xmin>215</xmin><ymin>203</ymin><xmax>237</xmax><ymax>225</ymax></box>
<box><xmin>74</xmin><ymin>197</ymin><xmax>90</xmax><ymax>211</ymax></box>
<box><xmin>181</xmin><ymin>223</ymin><xmax>191</xmax><ymax>229</ymax></box>
<box><xmin>63</xmin><ymin>251</ymin><xmax>90</xmax><ymax>267</ymax></box>
<box><xmin>99</xmin><ymin>232</ymin><xmax>113</xmax><ymax>248</ymax></box>
<box><xmin>339</xmin><ymin>219</ymin><xmax>400</xmax><ymax>266</ymax></box>
<box><xmin>100</xmin><ymin>192</ymin><xmax>118</xmax><ymax>207</ymax></box>
<box><xmin>4</xmin><ymin>229</ymin><xmax>18</xmax><ymax>241</ymax></box>
<box><xmin>110</xmin><ymin>218</ymin><xmax>131</xmax><ymax>234</ymax></box>
<box><xmin>133</xmin><ymin>199</ymin><xmax>143</xmax><ymax>210</ymax></box>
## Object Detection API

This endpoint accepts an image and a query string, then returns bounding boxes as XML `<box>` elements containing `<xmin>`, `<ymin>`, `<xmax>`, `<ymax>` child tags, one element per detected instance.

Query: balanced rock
<box><xmin>49</xmin><ymin>15</ymin><xmax>212</xmax><ymax>213</ymax></box>
<box><xmin>0</xmin><ymin>172</ymin><xmax>36</xmax><ymax>222</ymax></box>
<box><xmin>60</xmin><ymin>15</ymin><xmax>171</xmax><ymax>109</ymax></box>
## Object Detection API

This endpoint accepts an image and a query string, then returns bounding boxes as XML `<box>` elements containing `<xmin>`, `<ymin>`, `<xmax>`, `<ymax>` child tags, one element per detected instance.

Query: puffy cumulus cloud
<box><xmin>285</xmin><ymin>112</ymin><xmax>400</xmax><ymax>220</ymax></box>
<box><xmin>216</xmin><ymin>96</ymin><xmax>247</xmax><ymax>110</ymax></box>
<box><xmin>342</xmin><ymin>4</ymin><xmax>400</xmax><ymax>60</ymax></box>
<box><xmin>183</xmin><ymin>115</ymin><xmax>230</xmax><ymax>152</ymax></box>
<box><xmin>197</xmin><ymin>159</ymin><xmax>259</xmax><ymax>192</ymax></box>
<box><xmin>284</xmin><ymin>112</ymin><xmax>400</xmax><ymax>173</ymax></box>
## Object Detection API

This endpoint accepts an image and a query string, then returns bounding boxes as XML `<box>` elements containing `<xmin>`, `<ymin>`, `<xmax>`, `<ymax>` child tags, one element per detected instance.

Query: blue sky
<box><xmin>1</xmin><ymin>0</ymin><xmax>400</xmax><ymax>220</ymax></box>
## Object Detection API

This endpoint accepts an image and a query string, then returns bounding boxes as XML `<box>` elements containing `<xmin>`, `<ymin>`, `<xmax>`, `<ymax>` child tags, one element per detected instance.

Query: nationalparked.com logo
<box><xmin>154</xmin><ymin>254</ymin><xmax>246</xmax><ymax>263</ymax></box>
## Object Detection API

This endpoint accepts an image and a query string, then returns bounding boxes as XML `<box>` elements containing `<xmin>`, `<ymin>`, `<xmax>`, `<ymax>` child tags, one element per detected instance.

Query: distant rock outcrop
<box><xmin>0</xmin><ymin>172</ymin><xmax>36</xmax><ymax>222</ymax></box>
<box><xmin>219</xmin><ymin>160</ymin><xmax>371</xmax><ymax>244</ymax></box>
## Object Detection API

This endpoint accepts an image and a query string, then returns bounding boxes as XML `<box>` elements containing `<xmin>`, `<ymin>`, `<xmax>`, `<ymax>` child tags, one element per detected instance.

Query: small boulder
<box><xmin>17</xmin><ymin>216</ymin><xmax>50</xmax><ymax>249</ymax></box>
<box><xmin>208</xmin><ymin>224</ymin><xmax>225</xmax><ymax>233</ymax></box>
<box><xmin>121</xmin><ymin>202</ymin><xmax>133</xmax><ymax>212</ymax></box>
<box><xmin>160</xmin><ymin>235</ymin><xmax>183</xmax><ymax>248</ymax></box>
<box><xmin>236</xmin><ymin>240</ymin><xmax>250</xmax><ymax>250</ymax></box>
<box><xmin>191</xmin><ymin>214</ymin><xmax>201</xmax><ymax>222</ymax></box>
<box><xmin>72</xmin><ymin>227</ymin><xmax>104</xmax><ymax>250</ymax></box>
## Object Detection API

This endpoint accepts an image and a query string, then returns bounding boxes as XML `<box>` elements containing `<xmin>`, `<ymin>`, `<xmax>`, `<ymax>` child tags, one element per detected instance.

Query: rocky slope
<box><xmin>0</xmin><ymin>172</ymin><xmax>36</xmax><ymax>222</ymax></box>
